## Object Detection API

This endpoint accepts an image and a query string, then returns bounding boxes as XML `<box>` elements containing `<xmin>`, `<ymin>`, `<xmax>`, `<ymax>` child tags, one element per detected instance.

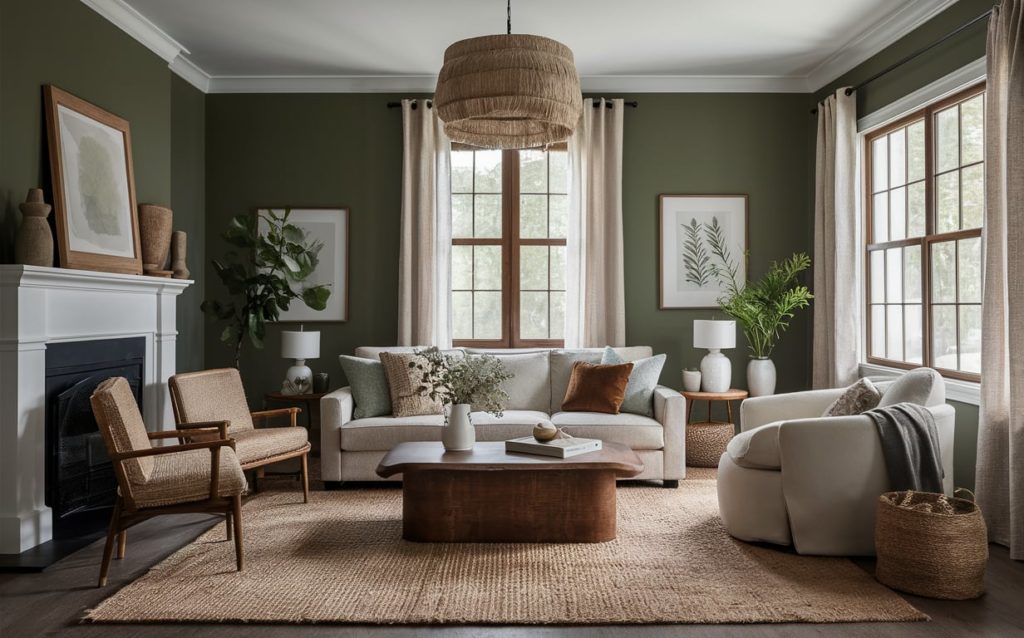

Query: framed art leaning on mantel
<box><xmin>257</xmin><ymin>207</ymin><xmax>350</xmax><ymax>322</ymax></box>
<box><xmin>43</xmin><ymin>85</ymin><xmax>143</xmax><ymax>275</ymax></box>
<box><xmin>659</xmin><ymin>194</ymin><xmax>748</xmax><ymax>308</ymax></box>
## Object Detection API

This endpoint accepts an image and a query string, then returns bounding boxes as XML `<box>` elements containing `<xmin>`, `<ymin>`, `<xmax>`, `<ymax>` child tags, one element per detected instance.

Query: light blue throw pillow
<box><xmin>601</xmin><ymin>347</ymin><xmax>666</xmax><ymax>417</ymax></box>
<box><xmin>339</xmin><ymin>355</ymin><xmax>392</xmax><ymax>419</ymax></box>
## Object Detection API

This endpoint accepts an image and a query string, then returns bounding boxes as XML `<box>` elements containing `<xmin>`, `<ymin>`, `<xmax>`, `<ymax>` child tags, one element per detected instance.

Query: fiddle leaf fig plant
<box><xmin>202</xmin><ymin>209</ymin><xmax>330</xmax><ymax>368</ymax></box>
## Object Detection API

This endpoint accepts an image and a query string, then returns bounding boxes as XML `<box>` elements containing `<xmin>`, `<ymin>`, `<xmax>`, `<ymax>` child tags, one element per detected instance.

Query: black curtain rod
<box><xmin>387</xmin><ymin>100</ymin><xmax>638</xmax><ymax>109</ymax></box>
<box><xmin>811</xmin><ymin>9</ymin><xmax>992</xmax><ymax>115</ymax></box>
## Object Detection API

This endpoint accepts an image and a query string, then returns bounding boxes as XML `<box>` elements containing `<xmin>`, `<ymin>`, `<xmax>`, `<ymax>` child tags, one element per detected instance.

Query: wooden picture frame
<box><xmin>659</xmin><ymin>194</ymin><xmax>748</xmax><ymax>309</ymax></box>
<box><xmin>256</xmin><ymin>207</ymin><xmax>350</xmax><ymax>322</ymax></box>
<box><xmin>43</xmin><ymin>85</ymin><xmax>143</xmax><ymax>275</ymax></box>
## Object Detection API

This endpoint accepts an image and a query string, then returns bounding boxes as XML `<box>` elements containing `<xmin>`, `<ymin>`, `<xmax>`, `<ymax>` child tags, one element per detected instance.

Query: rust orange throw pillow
<box><xmin>560</xmin><ymin>361</ymin><xmax>634</xmax><ymax>414</ymax></box>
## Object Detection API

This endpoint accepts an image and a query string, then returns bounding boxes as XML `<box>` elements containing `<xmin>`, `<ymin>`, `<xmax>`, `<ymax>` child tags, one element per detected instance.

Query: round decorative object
<box><xmin>137</xmin><ymin>204</ymin><xmax>173</xmax><ymax>274</ymax></box>
<box><xmin>685</xmin><ymin>422</ymin><xmax>734</xmax><ymax>468</ymax></box>
<box><xmin>747</xmin><ymin>357</ymin><xmax>777</xmax><ymax>397</ymax></box>
<box><xmin>533</xmin><ymin>420</ymin><xmax>557</xmax><ymax>442</ymax></box>
<box><xmin>434</xmin><ymin>34</ymin><xmax>582</xmax><ymax>149</ymax></box>
<box><xmin>443</xmin><ymin>403</ymin><xmax>475</xmax><ymax>451</ymax></box>
<box><xmin>170</xmin><ymin>230</ymin><xmax>189</xmax><ymax>279</ymax></box>
<box><xmin>313</xmin><ymin>372</ymin><xmax>330</xmax><ymax>394</ymax></box>
<box><xmin>14</xmin><ymin>188</ymin><xmax>54</xmax><ymax>267</ymax></box>
<box><xmin>682</xmin><ymin>369</ymin><xmax>702</xmax><ymax>393</ymax></box>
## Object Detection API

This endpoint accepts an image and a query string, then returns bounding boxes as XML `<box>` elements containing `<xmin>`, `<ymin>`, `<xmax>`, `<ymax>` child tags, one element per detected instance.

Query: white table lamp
<box><xmin>281</xmin><ymin>328</ymin><xmax>320</xmax><ymax>395</ymax></box>
<box><xmin>693</xmin><ymin>320</ymin><xmax>735</xmax><ymax>393</ymax></box>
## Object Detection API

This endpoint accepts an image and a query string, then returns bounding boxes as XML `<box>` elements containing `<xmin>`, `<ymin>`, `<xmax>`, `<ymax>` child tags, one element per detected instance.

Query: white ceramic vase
<box><xmin>442</xmin><ymin>403</ymin><xmax>475</xmax><ymax>451</ymax></box>
<box><xmin>747</xmin><ymin>358</ymin><xmax>777</xmax><ymax>397</ymax></box>
<box><xmin>682</xmin><ymin>369</ymin><xmax>702</xmax><ymax>392</ymax></box>
<box><xmin>700</xmin><ymin>349</ymin><xmax>732</xmax><ymax>393</ymax></box>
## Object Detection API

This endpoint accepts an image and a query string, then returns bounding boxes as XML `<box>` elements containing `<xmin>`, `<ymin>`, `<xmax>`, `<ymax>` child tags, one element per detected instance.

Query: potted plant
<box><xmin>203</xmin><ymin>209</ymin><xmax>331</xmax><ymax>368</ymax></box>
<box><xmin>716</xmin><ymin>253</ymin><xmax>813</xmax><ymax>396</ymax></box>
<box><xmin>413</xmin><ymin>347</ymin><xmax>512</xmax><ymax>451</ymax></box>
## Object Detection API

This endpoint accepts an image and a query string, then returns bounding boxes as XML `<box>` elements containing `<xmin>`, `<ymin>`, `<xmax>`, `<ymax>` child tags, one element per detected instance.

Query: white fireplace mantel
<box><xmin>0</xmin><ymin>265</ymin><xmax>192</xmax><ymax>554</ymax></box>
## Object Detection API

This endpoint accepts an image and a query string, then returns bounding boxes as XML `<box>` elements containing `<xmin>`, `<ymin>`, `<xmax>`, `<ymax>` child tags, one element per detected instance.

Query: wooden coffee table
<box><xmin>376</xmin><ymin>441</ymin><xmax>643</xmax><ymax>543</ymax></box>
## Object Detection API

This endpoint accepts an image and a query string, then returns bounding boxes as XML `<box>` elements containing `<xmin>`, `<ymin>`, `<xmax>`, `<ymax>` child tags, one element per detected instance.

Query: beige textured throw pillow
<box><xmin>822</xmin><ymin>378</ymin><xmax>882</xmax><ymax>417</ymax></box>
<box><xmin>379</xmin><ymin>352</ymin><xmax>443</xmax><ymax>417</ymax></box>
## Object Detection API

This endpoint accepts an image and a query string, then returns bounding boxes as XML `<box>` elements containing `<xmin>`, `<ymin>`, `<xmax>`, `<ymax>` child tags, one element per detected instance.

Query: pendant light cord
<box><xmin>507</xmin><ymin>0</ymin><xmax>512</xmax><ymax>34</ymax></box>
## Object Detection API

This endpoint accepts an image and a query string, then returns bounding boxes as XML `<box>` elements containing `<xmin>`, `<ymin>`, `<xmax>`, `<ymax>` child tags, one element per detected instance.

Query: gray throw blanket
<box><xmin>864</xmin><ymin>403</ymin><xmax>944</xmax><ymax>493</ymax></box>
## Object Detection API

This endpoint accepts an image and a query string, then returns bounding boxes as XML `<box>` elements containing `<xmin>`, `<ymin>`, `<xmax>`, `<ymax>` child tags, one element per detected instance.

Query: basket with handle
<box><xmin>874</xmin><ymin>488</ymin><xmax>988</xmax><ymax>600</ymax></box>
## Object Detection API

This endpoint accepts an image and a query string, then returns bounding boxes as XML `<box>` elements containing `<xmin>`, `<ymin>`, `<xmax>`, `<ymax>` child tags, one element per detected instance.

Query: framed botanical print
<box><xmin>659</xmin><ymin>194</ymin><xmax>748</xmax><ymax>308</ymax></box>
<box><xmin>44</xmin><ymin>85</ymin><xmax>143</xmax><ymax>274</ymax></box>
<box><xmin>257</xmin><ymin>207</ymin><xmax>349</xmax><ymax>322</ymax></box>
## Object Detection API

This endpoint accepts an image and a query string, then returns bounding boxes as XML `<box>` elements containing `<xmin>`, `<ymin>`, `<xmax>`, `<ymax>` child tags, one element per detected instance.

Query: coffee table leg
<box><xmin>401</xmin><ymin>469</ymin><xmax>618</xmax><ymax>543</ymax></box>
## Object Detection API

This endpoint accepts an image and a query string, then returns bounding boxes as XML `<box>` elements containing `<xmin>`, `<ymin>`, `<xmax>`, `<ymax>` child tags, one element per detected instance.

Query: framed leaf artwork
<box><xmin>659</xmin><ymin>194</ymin><xmax>748</xmax><ymax>308</ymax></box>
<box><xmin>43</xmin><ymin>85</ymin><xmax>143</xmax><ymax>274</ymax></box>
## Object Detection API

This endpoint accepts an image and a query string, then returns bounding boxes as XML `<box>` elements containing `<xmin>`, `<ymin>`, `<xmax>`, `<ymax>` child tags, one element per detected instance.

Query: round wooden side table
<box><xmin>682</xmin><ymin>389</ymin><xmax>748</xmax><ymax>468</ymax></box>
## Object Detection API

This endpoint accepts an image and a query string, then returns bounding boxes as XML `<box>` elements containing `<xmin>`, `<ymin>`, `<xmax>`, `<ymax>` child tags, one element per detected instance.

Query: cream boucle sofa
<box><xmin>320</xmin><ymin>346</ymin><xmax>686</xmax><ymax>487</ymax></box>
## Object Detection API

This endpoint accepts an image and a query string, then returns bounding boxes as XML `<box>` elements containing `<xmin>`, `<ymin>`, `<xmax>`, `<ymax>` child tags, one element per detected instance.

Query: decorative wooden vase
<box><xmin>138</xmin><ymin>204</ymin><xmax>173</xmax><ymax>275</ymax></box>
<box><xmin>14</xmin><ymin>188</ymin><xmax>53</xmax><ymax>267</ymax></box>
<box><xmin>170</xmin><ymin>230</ymin><xmax>189</xmax><ymax>279</ymax></box>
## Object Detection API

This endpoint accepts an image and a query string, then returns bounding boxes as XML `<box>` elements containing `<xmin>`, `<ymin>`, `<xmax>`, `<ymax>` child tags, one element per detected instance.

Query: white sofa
<box><xmin>716</xmin><ymin>368</ymin><xmax>955</xmax><ymax>556</ymax></box>
<box><xmin>321</xmin><ymin>346</ymin><xmax>686</xmax><ymax>487</ymax></box>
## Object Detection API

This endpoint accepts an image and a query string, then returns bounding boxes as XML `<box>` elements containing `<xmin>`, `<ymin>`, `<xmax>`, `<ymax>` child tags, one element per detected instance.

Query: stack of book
<box><xmin>504</xmin><ymin>436</ymin><xmax>602</xmax><ymax>458</ymax></box>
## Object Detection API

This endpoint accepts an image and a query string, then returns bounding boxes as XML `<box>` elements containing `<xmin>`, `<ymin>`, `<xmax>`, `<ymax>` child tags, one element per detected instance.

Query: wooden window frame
<box><xmin>452</xmin><ymin>147</ymin><xmax>567</xmax><ymax>349</ymax></box>
<box><xmin>864</xmin><ymin>82</ymin><xmax>984</xmax><ymax>383</ymax></box>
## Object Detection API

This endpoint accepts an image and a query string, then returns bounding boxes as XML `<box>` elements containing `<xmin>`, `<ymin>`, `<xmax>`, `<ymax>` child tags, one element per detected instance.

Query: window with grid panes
<box><xmin>865</xmin><ymin>83</ymin><xmax>984</xmax><ymax>381</ymax></box>
<box><xmin>450</xmin><ymin>147</ymin><xmax>568</xmax><ymax>347</ymax></box>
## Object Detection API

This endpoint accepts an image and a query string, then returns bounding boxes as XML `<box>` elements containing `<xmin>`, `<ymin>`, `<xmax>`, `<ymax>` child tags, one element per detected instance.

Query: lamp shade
<box><xmin>693</xmin><ymin>320</ymin><xmax>735</xmax><ymax>350</ymax></box>
<box><xmin>281</xmin><ymin>330</ymin><xmax>320</xmax><ymax>360</ymax></box>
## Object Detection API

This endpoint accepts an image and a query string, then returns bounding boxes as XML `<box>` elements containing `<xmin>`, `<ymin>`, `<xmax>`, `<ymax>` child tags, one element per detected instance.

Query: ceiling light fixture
<box><xmin>433</xmin><ymin>0</ymin><xmax>582</xmax><ymax>149</ymax></box>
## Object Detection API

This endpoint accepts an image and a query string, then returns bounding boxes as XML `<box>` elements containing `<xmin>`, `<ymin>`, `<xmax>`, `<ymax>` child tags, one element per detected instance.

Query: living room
<box><xmin>0</xmin><ymin>0</ymin><xmax>1021</xmax><ymax>635</ymax></box>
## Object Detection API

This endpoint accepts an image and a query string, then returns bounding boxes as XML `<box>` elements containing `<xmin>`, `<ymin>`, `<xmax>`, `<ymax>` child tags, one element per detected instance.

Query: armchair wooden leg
<box><xmin>98</xmin><ymin>498</ymin><xmax>122</xmax><ymax>587</ymax></box>
<box><xmin>301</xmin><ymin>453</ymin><xmax>309</xmax><ymax>504</ymax></box>
<box><xmin>231</xmin><ymin>495</ymin><xmax>244</xmax><ymax>571</ymax></box>
<box><xmin>116</xmin><ymin>530</ymin><xmax>127</xmax><ymax>560</ymax></box>
<box><xmin>225</xmin><ymin>511</ymin><xmax>233</xmax><ymax>541</ymax></box>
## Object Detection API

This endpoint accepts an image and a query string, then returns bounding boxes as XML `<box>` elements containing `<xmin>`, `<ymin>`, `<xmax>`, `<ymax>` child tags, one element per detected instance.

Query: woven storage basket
<box><xmin>875</xmin><ymin>489</ymin><xmax>987</xmax><ymax>600</ymax></box>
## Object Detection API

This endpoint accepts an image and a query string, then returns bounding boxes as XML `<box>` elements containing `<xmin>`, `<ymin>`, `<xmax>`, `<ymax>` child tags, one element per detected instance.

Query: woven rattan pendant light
<box><xmin>434</xmin><ymin>0</ymin><xmax>582</xmax><ymax>149</ymax></box>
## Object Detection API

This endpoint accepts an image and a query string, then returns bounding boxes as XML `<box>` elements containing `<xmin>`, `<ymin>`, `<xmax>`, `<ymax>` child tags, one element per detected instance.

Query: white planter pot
<box><xmin>747</xmin><ymin>358</ymin><xmax>777</xmax><ymax>397</ymax></box>
<box><xmin>442</xmin><ymin>403</ymin><xmax>475</xmax><ymax>451</ymax></box>
<box><xmin>682</xmin><ymin>369</ymin><xmax>702</xmax><ymax>393</ymax></box>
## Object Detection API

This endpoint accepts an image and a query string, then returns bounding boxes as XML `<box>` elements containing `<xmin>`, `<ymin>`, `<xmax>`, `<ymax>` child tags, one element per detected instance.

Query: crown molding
<box><xmin>806</xmin><ymin>0</ymin><xmax>959</xmax><ymax>91</ymax></box>
<box><xmin>207</xmin><ymin>75</ymin><xmax>440</xmax><ymax>94</ymax></box>
<box><xmin>579</xmin><ymin>75</ymin><xmax>809</xmax><ymax>93</ymax></box>
<box><xmin>169</xmin><ymin>55</ymin><xmax>212</xmax><ymax>93</ymax></box>
<box><xmin>80</xmin><ymin>0</ymin><xmax>187</xmax><ymax>63</ymax></box>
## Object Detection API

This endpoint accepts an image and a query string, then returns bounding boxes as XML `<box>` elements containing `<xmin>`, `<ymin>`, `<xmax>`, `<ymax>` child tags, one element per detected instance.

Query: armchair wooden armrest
<box><xmin>149</xmin><ymin>426</ymin><xmax>228</xmax><ymax>442</ymax></box>
<box><xmin>251</xmin><ymin>407</ymin><xmax>300</xmax><ymax>427</ymax></box>
<box><xmin>170</xmin><ymin>420</ymin><xmax>232</xmax><ymax>440</ymax></box>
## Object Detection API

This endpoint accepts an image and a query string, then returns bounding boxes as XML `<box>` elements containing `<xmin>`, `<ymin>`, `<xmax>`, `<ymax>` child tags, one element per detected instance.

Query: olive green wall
<box><xmin>0</xmin><ymin>0</ymin><xmax>205</xmax><ymax>372</ymax></box>
<box><xmin>811</xmin><ymin>0</ymin><xmax>992</xmax><ymax>490</ymax></box>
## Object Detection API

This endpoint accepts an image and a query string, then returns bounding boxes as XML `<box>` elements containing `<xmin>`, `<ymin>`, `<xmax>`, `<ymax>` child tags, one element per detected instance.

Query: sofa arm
<box><xmin>740</xmin><ymin>388</ymin><xmax>845</xmax><ymax>431</ymax></box>
<box><xmin>653</xmin><ymin>385</ymin><xmax>685</xmax><ymax>480</ymax></box>
<box><xmin>320</xmin><ymin>387</ymin><xmax>353</xmax><ymax>482</ymax></box>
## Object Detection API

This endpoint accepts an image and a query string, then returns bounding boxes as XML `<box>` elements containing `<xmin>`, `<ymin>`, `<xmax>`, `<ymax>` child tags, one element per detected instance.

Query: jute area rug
<box><xmin>86</xmin><ymin>475</ymin><xmax>924</xmax><ymax>625</ymax></box>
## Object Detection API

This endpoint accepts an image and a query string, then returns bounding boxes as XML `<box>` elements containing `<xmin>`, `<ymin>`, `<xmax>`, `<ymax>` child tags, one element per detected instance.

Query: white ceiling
<box><xmin>84</xmin><ymin>0</ymin><xmax>958</xmax><ymax>93</ymax></box>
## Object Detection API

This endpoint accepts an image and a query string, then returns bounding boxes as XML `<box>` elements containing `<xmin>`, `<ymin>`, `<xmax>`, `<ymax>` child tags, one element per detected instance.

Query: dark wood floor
<box><xmin>2</xmin><ymin>481</ymin><xmax>1022</xmax><ymax>637</ymax></box>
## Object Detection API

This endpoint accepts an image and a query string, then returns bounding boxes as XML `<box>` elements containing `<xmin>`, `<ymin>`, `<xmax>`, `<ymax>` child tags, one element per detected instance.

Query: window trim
<box><xmin>452</xmin><ymin>148</ymin><xmax>567</xmax><ymax>349</ymax></box>
<box><xmin>862</xmin><ymin>81</ymin><xmax>984</xmax><ymax>383</ymax></box>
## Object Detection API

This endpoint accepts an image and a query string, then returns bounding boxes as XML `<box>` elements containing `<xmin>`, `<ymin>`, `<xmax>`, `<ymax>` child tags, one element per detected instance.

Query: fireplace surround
<box><xmin>0</xmin><ymin>265</ymin><xmax>190</xmax><ymax>556</ymax></box>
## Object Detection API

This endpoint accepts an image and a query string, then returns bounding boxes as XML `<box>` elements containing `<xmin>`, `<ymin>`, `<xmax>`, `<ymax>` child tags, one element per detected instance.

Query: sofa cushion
<box><xmin>379</xmin><ymin>352</ymin><xmax>442</xmax><ymax>417</ymax></box>
<box><xmin>725</xmin><ymin>422</ymin><xmax>782</xmax><ymax>470</ymax></box>
<box><xmin>473</xmin><ymin>351</ymin><xmax>550</xmax><ymax>412</ymax></box>
<box><xmin>354</xmin><ymin>346</ymin><xmax>465</xmax><ymax>361</ymax></box>
<box><xmin>549</xmin><ymin>350</ymin><xmax>603</xmax><ymax>413</ymax></box>
<box><xmin>551</xmin><ymin>411</ymin><xmax>664</xmax><ymax>450</ymax></box>
<box><xmin>338</xmin><ymin>355</ymin><xmax>392</xmax><ymax>419</ymax></box>
<box><xmin>602</xmin><ymin>347</ymin><xmax>666</xmax><ymax>417</ymax></box>
<box><xmin>822</xmin><ymin>377</ymin><xmax>881</xmax><ymax>417</ymax></box>
<box><xmin>340</xmin><ymin>410</ymin><xmax>550</xmax><ymax>451</ymax></box>
<box><xmin>877</xmin><ymin>367</ymin><xmax>945</xmax><ymax>408</ymax></box>
<box><xmin>561</xmin><ymin>361</ymin><xmax>633</xmax><ymax>413</ymax></box>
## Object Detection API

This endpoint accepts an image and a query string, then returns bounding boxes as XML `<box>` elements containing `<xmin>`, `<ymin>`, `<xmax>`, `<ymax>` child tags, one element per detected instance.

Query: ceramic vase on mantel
<box><xmin>138</xmin><ymin>204</ymin><xmax>173</xmax><ymax>275</ymax></box>
<box><xmin>442</xmin><ymin>403</ymin><xmax>475</xmax><ymax>451</ymax></box>
<box><xmin>747</xmin><ymin>357</ymin><xmax>777</xmax><ymax>397</ymax></box>
<box><xmin>170</xmin><ymin>230</ymin><xmax>189</xmax><ymax>279</ymax></box>
<box><xmin>14</xmin><ymin>188</ymin><xmax>53</xmax><ymax>267</ymax></box>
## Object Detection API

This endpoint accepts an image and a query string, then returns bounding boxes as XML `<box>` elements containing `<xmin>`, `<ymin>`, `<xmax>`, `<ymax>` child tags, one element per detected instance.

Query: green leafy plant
<box><xmin>413</xmin><ymin>347</ymin><xmax>512</xmax><ymax>418</ymax></box>
<box><xmin>716</xmin><ymin>253</ymin><xmax>814</xmax><ymax>359</ymax></box>
<box><xmin>202</xmin><ymin>209</ymin><xmax>331</xmax><ymax>368</ymax></box>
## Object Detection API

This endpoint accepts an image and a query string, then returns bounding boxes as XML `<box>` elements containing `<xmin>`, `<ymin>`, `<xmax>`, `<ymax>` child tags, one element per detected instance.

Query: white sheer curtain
<box><xmin>565</xmin><ymin>98</ymin><xmax>626</xmax><ymax>348</ymax></box>
<box><xmin>397</xmin><ymin>100</ymin><xmax>452</xmax><ymax>347</ymax></box>
<box><xmin>977</xmin><ymin>0</ymin><xmax>1024</xmax><ymax>561</ymax></box>
<box><xmin>812</xmin><ymin>88</ymin><xmax>859</xmax><ymax>389</ymax></box>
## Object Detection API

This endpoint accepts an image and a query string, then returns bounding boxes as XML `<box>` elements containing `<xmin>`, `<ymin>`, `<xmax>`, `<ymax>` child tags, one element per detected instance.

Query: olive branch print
<box><xmin>681</xmin><ymin>218</ymin><xmax>712</xmax><ymax>286</ymax></box>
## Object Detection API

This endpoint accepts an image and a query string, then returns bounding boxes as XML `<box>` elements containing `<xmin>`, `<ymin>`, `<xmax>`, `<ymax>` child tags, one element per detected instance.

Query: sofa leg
<box><xmin>323</xmin><ymin>481</ymin><xmax>345</xmax><ymax>491</ymax></box>
<box><xmin>663</xmin><ymin>480</ymin><xmax>679</xmax><ymax>488</ymax></box>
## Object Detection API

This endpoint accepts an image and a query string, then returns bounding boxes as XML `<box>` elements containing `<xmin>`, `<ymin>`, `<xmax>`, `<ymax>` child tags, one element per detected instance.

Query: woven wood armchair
<box><xmin>169</xmin><ymin>368</ymin><xmax>310</xmax><ymax>502</ymax></box>
<box><xmin>90</xmin><ymin>377</ymin><xmax>247</xmax><ymax>587</ymax></box>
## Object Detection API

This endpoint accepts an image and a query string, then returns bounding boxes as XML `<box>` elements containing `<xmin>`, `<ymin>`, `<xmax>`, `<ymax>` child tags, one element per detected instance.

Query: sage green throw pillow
<box><xmin>339</xmin><ymin>355</ymin><xmax>392</xmax><ymax>419</ymax></box>
<box><xmin>601</xmin><ymin>347</ymin><xmax>666</xmax><ymax>417</ymax></box>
